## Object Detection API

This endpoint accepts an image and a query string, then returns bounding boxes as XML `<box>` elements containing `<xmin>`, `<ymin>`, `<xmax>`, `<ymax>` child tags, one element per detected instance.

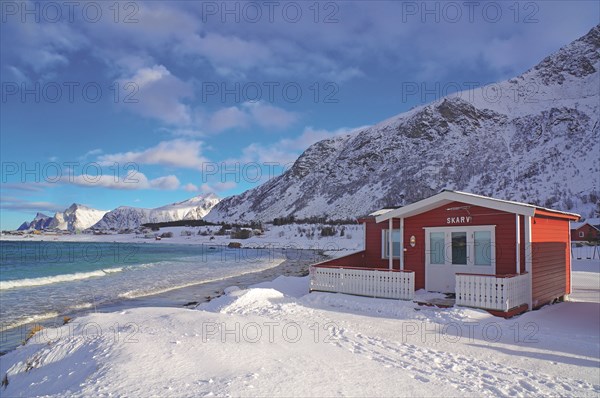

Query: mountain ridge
<box><xmin>18</xmin><ymin>205</ymin><xmax>108</xmax><ymax>232</ymax></box>
<box><xmin>204</xmin><ymin>25</ymin><xmax>600</xmax><ymax>223</ymax></box>
<box><xmin>91</xmin><ymin>193</ymin><xmax>220</xmax><ymax>230</ymax></box>
<box><xmin>16</xmin><ymin>194</ymin><xmax>220</xmax><ymax>231</ymax></box>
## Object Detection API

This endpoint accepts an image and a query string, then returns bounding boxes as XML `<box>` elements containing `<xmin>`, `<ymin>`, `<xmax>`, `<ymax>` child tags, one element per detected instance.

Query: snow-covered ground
<box><xmin>0</xmin><ymin>224</ymin><xmax>364</xmax><ymax>252</ymax></box>
<box><xmin>1</xmin><ymin>254</ymin><xmax>598</xmax><ymax>397</ymax></box>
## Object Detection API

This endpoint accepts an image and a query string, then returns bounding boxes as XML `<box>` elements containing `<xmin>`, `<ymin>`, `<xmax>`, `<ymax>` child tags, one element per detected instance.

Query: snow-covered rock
<box><xmin>157</xmin><ymin>193</ymin><xmax>220</xmax><ymax>222</ymax></box>
<box><xmin>91</xmin><ymin>206</ymin><xmax>153</xmax><ymax>230</ymax></box>
<box><xmin>206</xmin><ymin>25</ymin><xmax>600</xmax><ymax>223</ymax></box>
<box><xmin>16</xmin><ymin>206</ymin><xmax>106</xmax><ymax>232</ymax></box>
<box><xmin>17</xmin><ymin>212</ymin><xmax>53</xmax><ymax>231</ymax></box>
<box><xmin>49</xmin><ymin>204</ymin><xmax>108</xmax><ymax>232</ymax></box>
<box><xmin>92</xmin><ymin>193</ymin><xmax>220</xmax><ymax>230</ymax></box>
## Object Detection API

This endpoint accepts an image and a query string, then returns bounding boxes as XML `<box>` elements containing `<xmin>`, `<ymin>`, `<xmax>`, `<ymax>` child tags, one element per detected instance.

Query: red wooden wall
<box><xmin>531</xmin><ymin>215</ymin><xmax>571</xmax><ymax>308</ymax></box>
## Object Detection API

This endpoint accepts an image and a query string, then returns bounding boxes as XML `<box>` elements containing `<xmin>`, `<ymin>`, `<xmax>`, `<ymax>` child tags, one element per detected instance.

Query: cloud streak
<box><xmin>202</xmin><ymin>102</ymin><xmax>299</xmax><ymax>134</ymax></box>
<box><xmin>98</xmin><ymin>140</ymin><xmax>207</xmax><ymax>170</ymax></box>
<box><xmin>1</xmin><ymin>198</ymin><xmax>64</xmax><ymax>214</ymax></box>
<box><xmin>64</xmin><ymin>170</ymin><xmax>180</xmax><ymax>190</ymax></box>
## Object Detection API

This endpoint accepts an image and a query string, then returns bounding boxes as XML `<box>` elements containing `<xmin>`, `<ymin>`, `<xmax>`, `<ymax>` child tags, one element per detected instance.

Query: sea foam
<box><xmin>0</xmin><ymin>268</ymin><xmax>123</xmax><ymax>290</ymax></box>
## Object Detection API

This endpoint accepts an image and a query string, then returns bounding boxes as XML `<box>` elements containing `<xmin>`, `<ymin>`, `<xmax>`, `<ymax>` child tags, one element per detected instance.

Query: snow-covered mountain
<box><xmin>155</xmin><ymin>193</ymin><xmax>221</xmax><ymax>222</ymax></box>
<box><xmin>205</xmin><ymin>25</ymin><xmax>600</xmax><ymax>223</ymax></box>
<box><xmin>91</xmin><ymin>194</ymin><xmax>220</xmax><ymax>230</ymax></box>
<box><xmin>17</xmin><ymin>205</ymin><xmax>108</xmax><ymax>232</ymax></box>
<box><xmin>49</xmin><ymin>204</ymin><xmax>109</xmax><ymax>232</ymax></box>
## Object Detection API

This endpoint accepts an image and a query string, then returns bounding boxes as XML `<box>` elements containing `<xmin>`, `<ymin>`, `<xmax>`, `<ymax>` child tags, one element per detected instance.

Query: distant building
<box><xmin>571</xmin><ymin>218</ymin><xmax>600</xmax><ymax>242</ymax></box>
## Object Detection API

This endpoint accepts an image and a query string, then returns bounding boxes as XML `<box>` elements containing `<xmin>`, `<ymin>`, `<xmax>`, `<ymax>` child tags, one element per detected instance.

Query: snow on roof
<box><xmin>375</xmin><ymin>190</ymin><xmax>581</xmax><ymax>223</ymax></box>
<box><xmin>584</xmin><ymin>217</ymin><xmax>600</xmax><ymax>226</ymax></box>
<box><xmin>368</xmin><ymin>208</ymin><xmax>397</xmax><ymax>217</ymax></box>
<box><xmin>571</xmin><ymin>218</ymin><xmax>600</xmax><ymax>230</ymax></box>
<box><xmin>441</xmin><ymin>190</ymin><xmax>581</xmax><ymax>216</ymax></box>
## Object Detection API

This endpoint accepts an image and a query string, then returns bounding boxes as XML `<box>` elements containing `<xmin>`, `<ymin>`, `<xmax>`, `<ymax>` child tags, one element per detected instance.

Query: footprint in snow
<box><xmin>518</xmin><ymin>379</ymin><xmax>538</xmax><ymax>392</ymax></box>
<box><xmin>412</xmin><ymin>374</ymin><xmax>430</xmax><ymax>383</ymax></box>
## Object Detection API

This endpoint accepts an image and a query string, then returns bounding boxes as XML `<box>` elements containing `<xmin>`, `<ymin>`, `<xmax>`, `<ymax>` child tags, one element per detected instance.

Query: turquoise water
<box><xmin>0</xmin><ymin>241</ymin><xmax>285</xmax><ymax>332</ymax></box>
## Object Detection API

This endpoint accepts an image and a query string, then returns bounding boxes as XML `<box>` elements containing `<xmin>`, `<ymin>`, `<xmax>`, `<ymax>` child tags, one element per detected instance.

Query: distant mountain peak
<box><xmin>17</xmin><ymin>193</ymin><xmax>221</xmax><ymax>232</ymax></box>
<box><xmin>91</xmin><ymin>194</ymin><xmax>220</xmax><ymax>230</ymax></box>
<box><xmin>33</xmin><ymin>212</ymin><xmax>50</xmax><ymax>220</ymax></box>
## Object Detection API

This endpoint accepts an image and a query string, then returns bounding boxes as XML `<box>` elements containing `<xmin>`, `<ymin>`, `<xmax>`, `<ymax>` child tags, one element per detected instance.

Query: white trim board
<box><xmin>376</xmin><ymin>190</ymin><xmax>580</xmax><ymax>223</ymax></box>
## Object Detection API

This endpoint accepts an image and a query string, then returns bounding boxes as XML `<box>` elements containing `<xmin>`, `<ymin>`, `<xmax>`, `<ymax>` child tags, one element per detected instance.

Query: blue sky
<box><xmin>1</xmin><ymin>0</ymin><xmax>598</xmax><ymax>229</ymax></box>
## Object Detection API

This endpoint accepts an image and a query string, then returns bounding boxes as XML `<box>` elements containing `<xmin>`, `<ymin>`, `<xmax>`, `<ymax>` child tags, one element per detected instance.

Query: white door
<box><xmin>425</xmin><ymin>226</ymin><xmax>496</xmax><ymax>293</ymax></box>
<box><xmin>425</xmin><ymin>231</ymin><xmax>455</xmax><ymax>292</ymax></box>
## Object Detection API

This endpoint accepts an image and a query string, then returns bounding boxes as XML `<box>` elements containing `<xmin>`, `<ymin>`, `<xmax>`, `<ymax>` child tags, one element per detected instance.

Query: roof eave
<box><xmin>534</xmin><ymin>208</ymin><xmax>580</xmax><ymax>221</ymax></box>
<box><xmin>375</xmin><ymin>190</ymin><xmax>540</xmax><ymax>223</ymax></box>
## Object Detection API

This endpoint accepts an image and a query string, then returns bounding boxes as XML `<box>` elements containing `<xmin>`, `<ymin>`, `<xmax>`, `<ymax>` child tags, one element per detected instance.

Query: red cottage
<box><xmin>311</xmin><ymin>190</ymin><xmax>580</xmax><ymax>316</ymax></box>
<box><xmin>571</xmin><ymin>219</ymin><xmax>600</xmax><ymax>242</ymax></box>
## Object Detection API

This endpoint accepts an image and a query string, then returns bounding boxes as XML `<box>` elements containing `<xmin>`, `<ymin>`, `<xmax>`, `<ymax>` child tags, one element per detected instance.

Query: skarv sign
<box><xmin>447</xmin><ymin>216</ymin><xmax>472</xmax><ymax>224</ymax></box>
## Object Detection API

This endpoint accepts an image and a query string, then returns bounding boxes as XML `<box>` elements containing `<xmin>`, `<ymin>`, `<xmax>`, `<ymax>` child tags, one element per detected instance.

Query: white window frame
<box><xmin>579</xmin><ymin>231</ymin><xmax>585</xmax><ymax>238</ymax></box>
<box><xmin>424</xmin><ymin>225</ymin><xmax>496</xmax><ymax>268</ymax></box>
<box><xmin>382</xmin><ymin>229</ymin><xmax>401</xmax><ymax>259</ymax></box>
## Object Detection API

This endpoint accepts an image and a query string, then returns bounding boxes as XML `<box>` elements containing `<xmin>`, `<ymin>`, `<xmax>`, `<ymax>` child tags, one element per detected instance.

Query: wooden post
<box><xmin>388</xmin><ymin>217</ymin><xmax>393</xmax><ymax>270</ymax></box>
<box><xmin>515</xmin><ymin>214</ymin><xmax>520</xmax><ymax>274</ymax></box>
<box><xmin>400</xmin><ymin>217</ymin><xmax>404</xmax><ymax>271</ymax></box>
<box><xmin>567</xmin><ymin>220</ymin><xmax>572</xmax><ymax>298</ymax></box>
<box><xmin>524</xmin><ymin>216</ymin><xmax>533</xmax><ymax>309</ymax></box>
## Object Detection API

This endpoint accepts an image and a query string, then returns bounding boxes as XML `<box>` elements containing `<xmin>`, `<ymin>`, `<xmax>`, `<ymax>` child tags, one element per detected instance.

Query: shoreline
<box><xmin>0</xmin><ymin>251</ymin><xmax>323</xmax><ymax>356</ymax></box>
<box><xmin>0</xmin><ymin>223</ymin><xmax>364</xmax><ymax>253</ymax></box>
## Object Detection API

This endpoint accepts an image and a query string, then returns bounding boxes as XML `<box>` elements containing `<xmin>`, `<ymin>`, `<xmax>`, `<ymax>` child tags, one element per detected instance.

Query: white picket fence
<box><xmin>309</xmin><ymin>266</ymin><xmax>415</xmax><ymax>300</ymax></box>
<box><xmin>455</xmin><ymin>273</ymin><xmax>530</xmax><ymax>311</ymax></box>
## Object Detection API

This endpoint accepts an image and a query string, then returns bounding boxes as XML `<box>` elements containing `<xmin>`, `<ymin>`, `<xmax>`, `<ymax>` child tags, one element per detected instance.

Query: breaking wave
<box><xmin>0</xmin><ymin>268</ymin><xmax>123</xmax><ymax>290</ymax></box>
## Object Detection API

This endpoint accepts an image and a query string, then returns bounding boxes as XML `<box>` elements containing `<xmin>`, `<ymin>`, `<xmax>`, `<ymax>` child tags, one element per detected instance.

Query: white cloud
<box><xmin>98</xmin><ymin>140</ymin><xmax>207</xmax><ymax>170</ymax></box>
<box><xmin>203</xmin><ymin>102</ymin><xmax>298</xmax><ymax>133</ymax></box>
<box><xmin>64</xmin><ymin>170</ymin><xmax>180</xmax><ymax>190</ymax></box>
<box><xmin>9</xmin><ymin>21</ymin><xmax>87</xmax><ymax>74</ymax></box>
<box><xmin>149</xmin><ymin>175</ymin><xmax>180</xmax><ymax>190</ymax></box>
<box><xmin>200</xmin><ymin>181</ymin><xmax>237</xmax><ymax>193</ymax></box>
<box><xmin>245</xmin><ymin>102</ymin><xmax>299</xmax><ymax>130</ymax></box>
<box><xmin>6</xmin><ymin>1</ymin><xmax>598</xmax><ymax>88</ymax></box>
<box><xmin>1</xmin><ymin>182</ymin><xmax>52</xmax><ymax>192</ymax></box>
<box><xmin>1</xmin><ymin>198</ymin><xmax>64</xmax><ymax>213</ymax></box>
<box><xmin>207</xmin><ymin>106</ymin><xmax>251</xmax><ymax>132</ymax></box>
<box><xmin>183</xmin><ymin>183</ymin><xmax>199</xmax><ymax>192</ymax></box>
<box><xmin>6</xmin><ymin>65</ymin><xmax>29</xmax><ymax>83</ymax></box>
<box><xmin>78</xmin><ymin>148</ymin><xmax>103</xmax><ymax>161</ymax></box>
<box><xmin>118</xmin><ymin>65</ymin><xmax>193</xmax><ymax>126</ymax></box>
<box><xmin>240</xmin><ymin>143</ymin><xmax>298</xmax><ymax>166</ymax></box>
<box><xmin>239</xmin><ymin>125</ymin><xmax>361</xmax><ymax>165</ymax></box>
<box><xmin>178</xmin><ymin>33</ymin><xmax>273</xmax><ymax>76</ymax></box>
<box><xmin>161</xmin><ymin>128</ymin><xmax>206</xmax><ymax>137</ymax></box>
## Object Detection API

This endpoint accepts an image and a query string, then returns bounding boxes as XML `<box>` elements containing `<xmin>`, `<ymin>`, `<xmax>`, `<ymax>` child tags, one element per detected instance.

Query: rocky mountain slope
<box><xmin>17</xmin><ymin>213</ymin><xmax>54</xmax><ymax>231</ymax></box>
<box><xmin>205</xmin><ymin>25</ymin><xmax>600</xmax><ymax>223</ymax></box>
<box><xmin>91</xmin><ymin>194</ymin><xmax>220</xmax><ymax>230</ymax></box>
<box><xmin>50</xmin><ymin>204</ymin><xmax>109</xmax><ymax>231</ymax></box>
